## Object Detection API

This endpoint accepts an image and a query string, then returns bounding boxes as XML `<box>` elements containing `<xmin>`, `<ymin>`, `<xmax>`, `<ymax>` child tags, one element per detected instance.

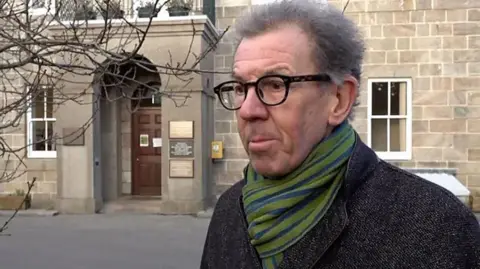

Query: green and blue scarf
<box><xmin>242</xmin><ymin>122</ymin><xmax>356</xmax><ymax>269</ymax></box>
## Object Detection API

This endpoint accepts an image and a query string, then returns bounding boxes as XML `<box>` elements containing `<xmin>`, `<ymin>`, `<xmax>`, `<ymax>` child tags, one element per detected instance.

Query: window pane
<box><xmin>390</xmin><ymin>119</ymin><xmax>407</xmax><ymax>152</ymax></box>
<box><xmin>32</xmin><ymin>121</ymin><xmax>46</xmax><ymax>151</ymax></box>
<box><xmin>371</xmin><ymin>119</ymin><xmax>388</xmax><ymax>151</ymax></box>
<box><xmin>47</xmin><ymin>121</ymin><xmax>56</xmax><ymax>151</ymax></box>
<box><xmin>46</xmin><ymin>88</ymin><xmax>54</xmax><ymax>118</ymax></box>
<box><xmin>390</xmin><ymin>82</ymin><xmax>407</xmax><ymax>116</ymax></box>
<box><xmin>371</xmin><ymin>82</ymin><xmax>388</xmax><ymax>115</ymax></box>
<box><xmin>32</xmin><ymin>91</ymin><xmax>45</xmax><ymax>119</ymax></box>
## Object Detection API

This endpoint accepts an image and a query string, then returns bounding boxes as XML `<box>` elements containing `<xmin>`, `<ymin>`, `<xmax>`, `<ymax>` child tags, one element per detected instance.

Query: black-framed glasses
<box><xmin>213</xmin><ymin>73</ymin><xmax>332</xmax><ymax>110</ymax></box>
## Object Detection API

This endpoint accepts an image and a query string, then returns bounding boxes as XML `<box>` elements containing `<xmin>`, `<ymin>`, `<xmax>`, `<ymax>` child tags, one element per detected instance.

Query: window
<box><xmin>367</xmin><ymin>78</ymin><xmax>412</xmax><ymax>160</ymax></box>
<box><xmin>26</xmin><ymin>86</ymin><xmax>56</xmax><ymax>158</ymax></box>
<box><xmin>29</xmin><ymin>0</ymin><xmax>56</xmax><ymax>15</ymax></box>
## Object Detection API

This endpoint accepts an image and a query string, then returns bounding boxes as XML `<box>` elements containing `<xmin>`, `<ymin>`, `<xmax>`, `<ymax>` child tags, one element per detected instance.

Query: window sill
<box><xmin>28</xmin><ymin>151</ymin><xmax>57</xmax><ymax>159</ymax></box>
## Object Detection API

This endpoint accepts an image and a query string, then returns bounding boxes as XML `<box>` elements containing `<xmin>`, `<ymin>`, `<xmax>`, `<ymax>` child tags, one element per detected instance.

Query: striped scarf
<box><xmin>242</xmin><ymin>122</ymin><xmax>356</xmax><ymax>269</ymax></box>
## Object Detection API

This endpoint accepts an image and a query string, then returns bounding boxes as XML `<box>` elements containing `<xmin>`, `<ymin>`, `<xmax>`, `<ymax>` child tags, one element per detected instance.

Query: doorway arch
<box><xmin>92</xmin><ymin>53</ymin><xmax>162</xmax><ymax>203</ymax></box>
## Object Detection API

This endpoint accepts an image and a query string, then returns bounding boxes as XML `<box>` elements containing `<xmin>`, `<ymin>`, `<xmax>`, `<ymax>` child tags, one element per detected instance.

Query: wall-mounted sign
<box><xmin>169</xmin><ymin>139</ymin><xmax>194</xmax><ymax>158</ymax></box>
<box><xmin>153</xmin><ymin>138</ymin><xmax>162</xmax><ymax>148</ymax></box>
<box><xmin>169</xmin><ymin>121</ymin><xmax>194</xmax><ymax>139</ymax></box>
<box><xmin>139</xmin><ymin>134</ymin><xmax>149</xmax><ymax>147</ymax></box>
<box><xmin>169</xmin><ymin>159</ymin><xmax>194</xmax><ymax>178</ymax></box>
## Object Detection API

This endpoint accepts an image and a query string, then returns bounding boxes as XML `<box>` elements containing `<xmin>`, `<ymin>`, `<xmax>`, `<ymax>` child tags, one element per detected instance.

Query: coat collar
<box><xmin>237</xmin><ymin>133</ymin><xmax>379</xmax><ymax>269</ymax></box>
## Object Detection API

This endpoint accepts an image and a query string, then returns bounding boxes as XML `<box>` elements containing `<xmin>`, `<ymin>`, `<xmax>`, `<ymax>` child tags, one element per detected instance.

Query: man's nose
<box><xmin>237</xmin><ymin>87</ymin><xmax>269</xmax><ymax>121</ymax></box>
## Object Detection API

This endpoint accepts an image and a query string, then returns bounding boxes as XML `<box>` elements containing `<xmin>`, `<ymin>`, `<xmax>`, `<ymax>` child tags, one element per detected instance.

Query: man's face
<box><xmin>233</xmin><ymin>25</ymin><xmax>336</xmax><ymax>177</ymax></box>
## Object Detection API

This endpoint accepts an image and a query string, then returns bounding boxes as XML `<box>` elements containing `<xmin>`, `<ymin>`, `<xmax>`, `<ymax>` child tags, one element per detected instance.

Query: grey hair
<box><xmin>233</xmin><ymin>0</ymin><xmax>365</xmax><ymax>121</ymax></box>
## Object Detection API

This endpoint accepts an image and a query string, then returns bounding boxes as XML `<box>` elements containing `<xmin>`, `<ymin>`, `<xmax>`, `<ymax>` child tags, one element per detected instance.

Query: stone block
<box><xmin>455</xmin><ymin>107</ymin><xmax>480</xmax><ymax>119</ymax></box>
<box><xmin>386</xmin><ymin>51</ymin><xmax>399</xmax><ymax>64</ymax></box>
<box><xmin>412</xmin><ymin>120</ymin><xmax>429</xmax><ymax>133</ymax></box>
<box><xmin>419</xmin><ymin>64</ymin><xmax>442</xmax><ymax>76</ymax></box>
<box><xmin>453</xmin><ymin>134</ymin><xmax>480</xmax><ymax>149</ymax></box>
<box><xmin>468</xmin><ymin>63</ymin><xmax>480</xmax><ymax>75</ymax></box>
<box><xmin>443</xmin><ymin>36</ymin><xmax>467</xmax><ymax>49</ymax></box>
<box><xmin>468</xmin><ymin>119</ymin><xmax>480</xmax><ymax>133</ymax></box>
<box><xmin>425</xmin><ymin>10</ymin><xmax>446</xmax><ymax>22</ymax></box>
<box><xmin>454</xmin><ymin>78</ymin><xmax>480</xmax><ymax>90</ymax></box>
<box><xmin>223</xmin><ymin>6</ymin><xmax>248</xmax><ymax>18</ymax></box>
<box><xmin>370</xmin><ymin>25</ymin><xmax>382</xmax><ymax>37</ymax></box>
<box><xmin>364</xmin><ymin>51</ymin><xmax>386</xmax><ymax>64</ymax></box>
<box><xmin>413</xmin><ymin>148</ymin><xmax>443</xmax><ymax>161</ymax></box>
<box><xmin>416</xmin><ymin>0</ymin><xmax>432</xmax><ymax>9</ymax></box>
<box><xmin>454</xmin><ymin>50</ymin><xmax>480</xmax><ymax>62</ymax></box>
<box><xmin>453</xmin><ymin>23</ymin><xmax>480</xmax><ymax>35</ymax></box>
<box><xmin>468</xmin><ymin>9</ymin><xmax>480</xmax><ymax>21</ymax></box>
<box><xmin>394</xmin><ymin>12</ymin><xmax>409</xmax><ymax>24</ymax></box>
<box><xmin>360</xmin><ymin>13</ymin><xmax>377</xmax><ymax>25</ymax></box>
<box><xmin>468</xmin><ymin>92</ymin><xmax>480</xmax><ymax>105</ymax></box>
<box><xmin>365</xmin><ymin>38</ymin><xmax>396</xmax><ymax>51</ymax></box>
<box><xmin>413</xmin><ymin>133</ymin><xmax>453</xmax><ymax>147</ymax></box>
<box><xmin>446</xmin><ymin>9</ymin><xmax>467</xmax><ymax>21</ymax></box>
<box><xmin>384</xmin><ymin>25</ymin><xmax>416</xmax><ymax>37</ymax></box>
<box><xmin>449</xmin><ymin>162</ymin><xmax>480</xmax><ymax>174</ymax></box>
<box><xmin>397</xmin><ymin>37</ymin><xmax>411</xmax><ymax>49</ymax></box>
<box><xmin>469</xmin><ymin>176</ymin><xmax>480</xmax><ymax>187</ymax></box>
<box><xmin>415</xmin><ymin>77</ymin><xmax>431</xmax><ymax>90</ymax></box>
<box><xmin>412</xmin><ymin>37</ymin><xmax>442</xmax><ymax>49</ymax></box>
<box><xmin>223</xmin><ymin>147</ymin><xmax>248</xmax><ymax>159</ymax></box>
<box><xmin>215</xmin><ymin>108</ymin><xmax>234</xmax><ymax>121</ymax></box>
<box><xmin>215</xmin><ymin>121</ymin><xmax>231</xmax><ymax>134</ymax></box>
<box><xmin>416</xmin><ymin>25</ymin><xmax>430</xmax><ymax>36</ymax></box>
<box><xmin>423</xmin><ymin>106</ymin><xmax>453</xmax><ymax>119</ymax></box>
<box><xmin>400</xmin><ymin>51</ymin><xmax>429</xmax><ymax>63</ymax></box>
<box><xmin>432</xmin><ymin>77</ymin><xmax>452</xmax><ymax>91</ymax></box>
<box><xmin>413</xmin><ymin>91</ymin><xmax>448</xmax><ymax>105</ymax></box>
<box><xmin>430</xmin><ymin>23</ymin><xmax>453</xmax><ymax>35</ymax></box>
<box><xmin>469</xmin><ymin>36</ymin><xmax>480</xmax><ymax>49</ymax></box>
<box><xmin>468</xmin><ymin>149</ymin><xmax>480</xmax><ymax>161</ymax></box>
<box><xmin>430</xmin><ymin>50</ymin><xmax>453</xmax><ymax>63</ymax></box>
<box><xmin>226</xmin><ymin>160</ymin><xmax>249</xmax><ymax>173</ymax></box>
<box><xmin>430</xmin><ymin>119</ymin><xmax>467</xmax><ymax>133</ymax></box>
<box><xmin>216</xmin><ymin>43</ymin><xmax>234</xmax><ymax>56</ymax></box>
<box><xmin>434</xmin><ymin>0</ymin><xmax>480</xmax><ymax>9</ymax></box>
<box><xmin>410</xmin><ymin>10</ymin><xmax>425</xmax><ymax>23</ymax></box>
<box><xmin>377</xmin><ymin>12</ymin><xmax>393</xmax><ymax>24</ymax></box>
<box><xmin>443</xmin><ymin>63</ymin><xmax>467</xmax><ymax>76</ymax></box>
<box><xmin>222</xmin><ymin>133</ymin><xmax>242</xmax><ymax>148</ymax></box>
<box><xmin>443</xmin><ymin>148</ymin><xmax>467</xmax><ymax>161</ymax></box>
<box><xmin>368</xmin><ymin>1</ymin><xmax>411</xmax><ymax>12</ymax></box>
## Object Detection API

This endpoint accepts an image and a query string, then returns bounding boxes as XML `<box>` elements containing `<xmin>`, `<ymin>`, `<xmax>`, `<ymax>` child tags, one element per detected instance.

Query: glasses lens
<box><xmin>258</xmin><ymin>76</ymin><xmax>287</xmax><ymax>105</ymax></box>
<box><xmin>218</xmin><ymin>82</ymin><xmax>245</xmax><ymax>109</ymax></box>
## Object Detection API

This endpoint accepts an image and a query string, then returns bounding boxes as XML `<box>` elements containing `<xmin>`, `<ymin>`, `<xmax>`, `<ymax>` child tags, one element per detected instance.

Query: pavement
<box><xmin>0</xmin><ymin>214</ymin><xmax>211</xmax><ymax>269</ymax></box>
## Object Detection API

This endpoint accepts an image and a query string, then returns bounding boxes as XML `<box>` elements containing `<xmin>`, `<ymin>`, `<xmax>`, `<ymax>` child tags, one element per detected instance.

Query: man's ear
<box><xmin>328</xmin><ymin>75</ymin><xmax>358</xmax><ymax>125</ymax></box>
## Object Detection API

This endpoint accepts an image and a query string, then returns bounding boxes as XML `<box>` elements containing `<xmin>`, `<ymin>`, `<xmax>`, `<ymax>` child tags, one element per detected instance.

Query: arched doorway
<box><xmin>92</xmin><ymin>54</ymin><xmax>163</xmax><ymax>203</ymax></box>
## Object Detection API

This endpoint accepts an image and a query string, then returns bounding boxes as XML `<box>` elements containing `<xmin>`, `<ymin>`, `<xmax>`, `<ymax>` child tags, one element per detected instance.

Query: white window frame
<box><xmin>367</xmin><ymin>78</ymin><xmax>412</xmax><ymax>161</ymax></box>
<box><xmin>29</xmin><ymin>0</ymin><xmax>56</xmax><ymax>16</ymax></box>
<box><xmin>26</xmin><ymin>86</ymin><xmax>57</xmax><ymax>158</ymax></box>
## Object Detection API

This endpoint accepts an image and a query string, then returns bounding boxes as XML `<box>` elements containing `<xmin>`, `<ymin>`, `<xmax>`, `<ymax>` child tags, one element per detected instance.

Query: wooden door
<box><xmin>132</xmin><ymin>108</ymin><xmax>162</xmax><ymax>196</ymax></box>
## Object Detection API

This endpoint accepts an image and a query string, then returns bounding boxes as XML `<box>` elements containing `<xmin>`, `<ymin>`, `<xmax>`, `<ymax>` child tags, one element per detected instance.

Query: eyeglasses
<box><xmin>213</xmin><ymin>73</ymin><xmax>332</xmax><ymax>110</ymax></box>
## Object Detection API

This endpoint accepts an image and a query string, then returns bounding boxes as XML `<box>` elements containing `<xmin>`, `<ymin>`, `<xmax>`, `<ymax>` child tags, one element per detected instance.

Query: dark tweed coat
<box><xmin>200</xmin><ymin>135</ymin><xmax>480</xmax><ymax>269</ymax></box>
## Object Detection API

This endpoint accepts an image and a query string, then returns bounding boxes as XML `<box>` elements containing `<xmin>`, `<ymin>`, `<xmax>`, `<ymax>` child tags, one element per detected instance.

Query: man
<box><xmin>201</xmin><ymin>1</ymin><xmax>480</xmax><ymax>268</ymax></box>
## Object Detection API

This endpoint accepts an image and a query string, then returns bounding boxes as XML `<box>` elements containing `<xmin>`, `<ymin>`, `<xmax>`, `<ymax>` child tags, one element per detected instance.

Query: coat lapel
<box><xmin>278</xmin><ymin>194</ymin><xmax>348</xmax><ymax>269</ymax></box>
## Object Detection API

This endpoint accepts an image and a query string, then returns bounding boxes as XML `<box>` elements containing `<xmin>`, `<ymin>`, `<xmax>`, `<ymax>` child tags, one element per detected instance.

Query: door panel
<box><xmin>132</xmin><ymin>108</ymin><xmax>162</xmax><ymax>196</ymax></box>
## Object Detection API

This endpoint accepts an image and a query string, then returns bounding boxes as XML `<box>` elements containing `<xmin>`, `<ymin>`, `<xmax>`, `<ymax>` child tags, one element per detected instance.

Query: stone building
<box><xmin>0</xmin><ymin>0</ymin><xmax>479</xmax><ymax>214</ymax></box>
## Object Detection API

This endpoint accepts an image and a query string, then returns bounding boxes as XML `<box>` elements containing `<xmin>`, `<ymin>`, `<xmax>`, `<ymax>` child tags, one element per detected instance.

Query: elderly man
<box><xmin>201</xmin><ymin>1</ymin><xmax>480</xmax><ymax>268</ymax></box>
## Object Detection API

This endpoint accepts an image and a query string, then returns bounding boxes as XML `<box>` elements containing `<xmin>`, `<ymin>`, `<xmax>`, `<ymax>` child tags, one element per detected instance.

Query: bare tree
<box><xmin>0</xmin><ymin>0</ymin><xmax>227</xmax><ymax>234</ymax></box>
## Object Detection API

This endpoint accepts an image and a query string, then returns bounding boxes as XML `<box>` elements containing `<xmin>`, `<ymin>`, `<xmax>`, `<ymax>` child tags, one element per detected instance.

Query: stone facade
<box><xmin>212</xmin><ymin>0</ymin><xmax>480</xmax><ymax>210</ymax></box>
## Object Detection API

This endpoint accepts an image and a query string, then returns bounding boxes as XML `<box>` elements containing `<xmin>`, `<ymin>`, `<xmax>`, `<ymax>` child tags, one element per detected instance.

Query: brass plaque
<box><xmin>169</xmin><ymin>159</ymin><xmax>194</xmax><ymax>178</ymax></box>
<box><xmin>169</xmin><ymin>121</ymin><xmax>194</xmax><ymax>138</ymax></box>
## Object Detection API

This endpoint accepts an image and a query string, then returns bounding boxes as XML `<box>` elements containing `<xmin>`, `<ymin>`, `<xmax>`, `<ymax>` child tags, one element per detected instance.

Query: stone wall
<box><xmin>212</xmin><ymin>0</ymin><xmax>480</xmax><ymax>209</ymax></box>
